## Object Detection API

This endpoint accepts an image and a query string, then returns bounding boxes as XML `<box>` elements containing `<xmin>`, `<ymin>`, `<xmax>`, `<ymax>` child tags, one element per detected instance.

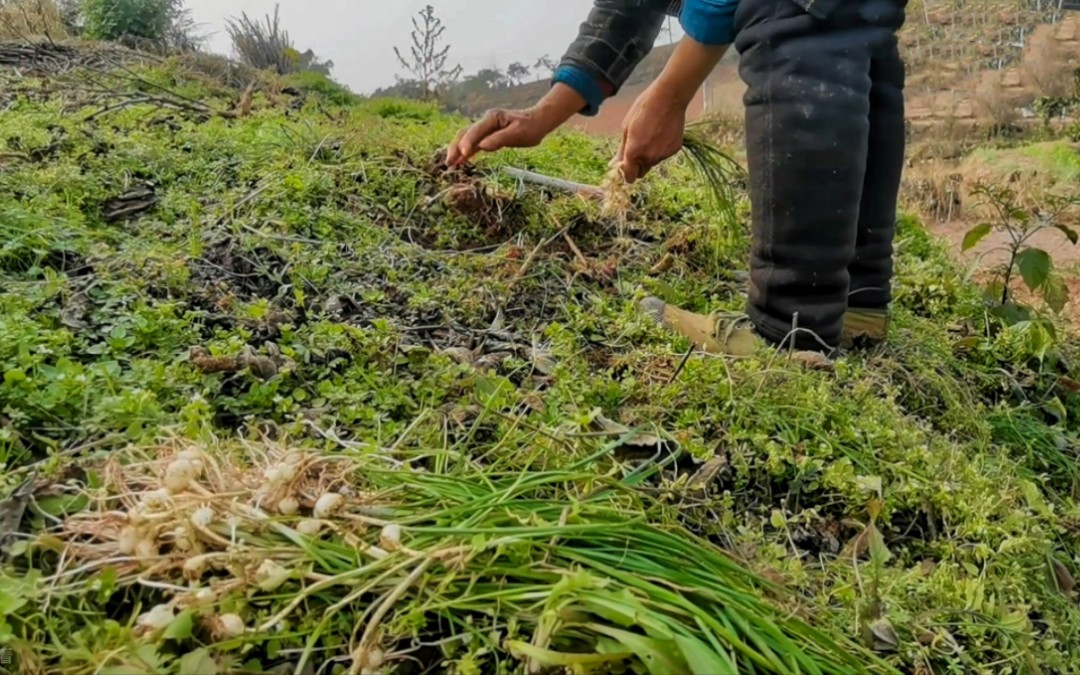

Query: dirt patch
<box><xmin>395</xmin><ymin>152</ymin><xmax>529</xmax><ymax>252</ymax></box>
<box><xmin>188</xmin><ymin>234</ymin><xmax>290</xmax><ymax>312</ymax></box>
<box><xmin>930</xmin><ymin>219</ymin><xmax>1080</xmax><ymax>269</ymax></box>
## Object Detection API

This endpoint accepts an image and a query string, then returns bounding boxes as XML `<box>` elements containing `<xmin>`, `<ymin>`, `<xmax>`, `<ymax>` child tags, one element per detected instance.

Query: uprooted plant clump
<box><xmin>2</xmin><ymin>39</ymin><xmax>1080</xmax><ymax>675</ymax></box>
<box><xmin>20</xmin><ymin>437</ymin><xmax>890</xmax><ymax>675</ymax></box>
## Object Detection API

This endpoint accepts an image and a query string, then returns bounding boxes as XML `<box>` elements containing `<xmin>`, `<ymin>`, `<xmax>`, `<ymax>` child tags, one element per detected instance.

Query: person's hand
<box><xmin>445</xmin><ymin>82</ymin><xmax>590</xmax><ymax>167</ymax></box>
<box><xmin>446</xmin><ymin>107</ymin><xmax>556</xmax><ymax>167</ymax></box>
<box><xmin>613</xmin><ymin>81</ymin><xmax>687</xmax><ymax>183</ymax></box>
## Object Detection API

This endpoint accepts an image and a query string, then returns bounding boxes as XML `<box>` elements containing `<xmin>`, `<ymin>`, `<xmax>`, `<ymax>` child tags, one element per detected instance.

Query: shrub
<box><xmin>79</xmin><ymin>0</ymin><xmax>198</xmax><ymax>50</ymax></box>
<box><xmin>369</xmin><ymin>97</ymin><xmax>438</xmax><ymax>120</ymax></box>
<box><xmin>226</xmin><ymin>4</ymin><xmax>332</xmax><ymax>76</ymax></box>
<box><xmin>282</xmin><ymin>71</ymin><xmax>359</xmax><ymax>107</ymax></box>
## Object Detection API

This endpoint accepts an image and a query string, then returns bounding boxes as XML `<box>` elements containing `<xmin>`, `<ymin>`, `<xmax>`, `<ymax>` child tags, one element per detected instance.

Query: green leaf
<box><xmin>164</xmin><ymin>609</ymin><xmax>194</xmax><ymax>641</ymax></box>
<box><xmin>1042</xmin><ymin>397</ymin><xmax>1068</xmax><ymax>426</ymax></box>
<box><xmin>0</xmin><ymin>589</ymin><xmax>27</xmax><ymax>615</ymax></box>
<box><xmin>33</xmin><ymin>493</ymin><xmax>89</xmax><ymax>518</ymax></box>
<box><xmin>867</xmin><ymin>523</ymin><xmax>893</xmax><ymax>565</ymax></box>
<box><xmin>1044</xmin><ymin>273</ymin><xmax>1070</xmax><ymax>313</ymax></box>
<box><xmin>1019</xmin><ymin>479</ymin><xmax>1052</xmax><ymax>517</ymax></box>
<box><xmin>1010</xmin><ymin>207</ymin><xmax>1032</xmax><ymax>225</ymax></box>
<box><xmin>1055</xmin><ymin>223</ymin><xmax>1079</xmax><ymax>245</ymax></box>
<box><xmin>962</xmin><ymin>222</ymin><xmax>993</xmax><ymax>251</ymax></box>
<box><xmin>474</xmin><ymin>374</ymin><xmax>514</xmax><ymax>409</ymax></box>
<box><xmin>506</xmin><ymin>641</ymin><xmax>633</xmax><ymax>668</ymax></box>
<box><xmin>990</xmin><ymin>301</ymin><xmax>1033</xmax><ymax>326</ymax></box>
<box><xmin>178</xmin><ymin>648</ymin><xmax>220</xmax><ymax>675</ymax></box>
<box><xmin>674</xmin><ymin>633</ymin><xmax>738</xmax><ymax>675</ymax></box>
<box><xmin>1016</xmin><ymin>248</ymin><xmax>1052</xmax><ymax>292</ymax></box>
<box><xmin>132</xmin><ymin>643</ymin><xmax>162</xmax><ymax>669</ymax></box>
<box><xmin>588</xmin><ymin>624</ymin><xmax>691</xmax><ymax>675</ymax></box>
<box><xmin>89</xmin><ymin>566</ymin><xmax>119</xmax><ymax>603</ymax></box>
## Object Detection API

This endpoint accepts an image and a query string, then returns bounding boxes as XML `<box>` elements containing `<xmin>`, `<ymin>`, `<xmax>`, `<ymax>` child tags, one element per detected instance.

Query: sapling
<box><xmin>963</xmin><ymin>181</ymin><xmax>1078</xmax><ymax>315</ymax></box>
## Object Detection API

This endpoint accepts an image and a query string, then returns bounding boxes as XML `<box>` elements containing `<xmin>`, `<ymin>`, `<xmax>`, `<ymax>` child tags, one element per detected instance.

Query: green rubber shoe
<box><xmin>637</xmin><ymin>297</ymin><xmax>758</xmax><ymax>356</ymax></box>
<box><xmin>637</xmin><ymin>297</ymin><xmax>834</xmax><ymax>370</ymax></box>
<box><xmin>841</xmin><ymin>308</ymin><xmax>889</xmax><ymax>349</ymax></box>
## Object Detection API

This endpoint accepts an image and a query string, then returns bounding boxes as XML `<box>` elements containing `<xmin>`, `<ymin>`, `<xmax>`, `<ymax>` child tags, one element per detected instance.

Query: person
<box><xmin>446</xmin><ymin>0</ymin><xmax>909</xmax><ymax>359</ymax></box>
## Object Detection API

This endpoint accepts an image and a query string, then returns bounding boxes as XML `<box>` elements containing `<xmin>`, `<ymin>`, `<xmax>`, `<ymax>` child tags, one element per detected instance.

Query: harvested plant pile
<box><xmin>18</xmin><ymin>438</ymin><xmax>888</xmax><ymax>675</ymax></box>
<box><xmin>2</xmin><ymin>39</ymin><xmax>1080</xmax><ymax>675</ymax></box>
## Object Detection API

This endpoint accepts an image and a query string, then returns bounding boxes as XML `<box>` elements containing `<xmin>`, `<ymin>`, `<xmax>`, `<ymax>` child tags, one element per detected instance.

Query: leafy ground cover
<box><xmin>2</xmin><ymin>42</ymin><xmax>1080</xmax><ymax>675</ymax></box>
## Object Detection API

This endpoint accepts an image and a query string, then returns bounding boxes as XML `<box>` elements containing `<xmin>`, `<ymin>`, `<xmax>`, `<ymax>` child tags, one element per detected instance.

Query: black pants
<box><xmin>733</xmin><ymin>0</ymin><xmax>908</xmax><ymax>351</ymax></box>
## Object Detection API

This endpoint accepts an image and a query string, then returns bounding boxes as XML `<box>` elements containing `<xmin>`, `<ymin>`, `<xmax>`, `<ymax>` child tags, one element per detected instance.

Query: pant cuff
<box><xmin>747</xmin><ymin>305</ymin><xmax>840</xmax><ymax>353</ymax></box>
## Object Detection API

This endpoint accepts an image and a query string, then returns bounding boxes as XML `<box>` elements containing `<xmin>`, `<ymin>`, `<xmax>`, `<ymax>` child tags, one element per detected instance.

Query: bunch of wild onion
<box><xmin>601</xmin><ymin>125</ymin><xmax>745</xmax><ymax>229</ymax></box>
<box><xmin>28</xmin><ymin>437</ymin><xmax>896</xmax><ymax>675</ymax></box>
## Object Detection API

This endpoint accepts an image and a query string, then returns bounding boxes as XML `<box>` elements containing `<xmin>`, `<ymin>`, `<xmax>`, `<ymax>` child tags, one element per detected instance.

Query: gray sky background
<box><xmin>184</xmin><ymin>1</ymin><xmax>682</xmax><ymax>94</ymax></box>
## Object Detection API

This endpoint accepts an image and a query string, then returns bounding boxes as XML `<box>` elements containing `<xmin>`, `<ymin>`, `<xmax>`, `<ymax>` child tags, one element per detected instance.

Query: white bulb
<box><xmin>135</xmin><ymin>539</ymin><xmax>159</xmax><ymax>559</ymax></box>
<box><xmin>193</xmin><ymin>588</ymin><xmax>216</xmax><ymax>605</ymax></box>
<box><xmin>191</xmin><ymin>506</ymin><xmax>215</xmax><ymax>528</ymax></box>
<box><xmin>118</xmin><ymin>526</ymin><xmax>139</xmax><ymax>555</ymax></box>
<box><xmin>183</xmin><ymin>555</ymin><xmax>209</xmax><ymax>580</ymax></box>
<box><xmin>313</xmin><ymin>493</ymin><xmax>344</xmax><ymax>519</ymax></box>
<box><xmin>172</xmin><ymin>526</ymin><xmax>194</xmax><ymax>551</ymax></box>
<box><xmin>297</xmin><ymin>519</ymin><xmax>322</xmax><ymax>536</ymax></box>
<box><xmin>176</xmin><ymin>448</ymin><xmax>205</xmax><ymax>475</ymax></box>
<box><xmin>255</xmin><ymin>559</ymin><xmax>290</xmax><ymax>591</ymax></box>
<box><xmin>137</xmin><ymin>604</ymin><xmax>175</xmax><ymax>630</ymax></box>
<box><xmin>277</xmin><ymin>496</ymin><xmax>299</xmax><ymax>515</ymax></box>
<box><xmin>216</xmin><ymin>613</ymin><xmax>245</xmax><ymax>638</ymax></box>
<box><xmin>177</xmin><ymin>448</ymin><xmax>202</xmax><ymax>462</ymax></box>
<box><xmin>379</xmin><ymin>524</ymin><xmax>402</xmax><ymax>551</ymax></box>
<box><xmin>141</xmin><ymin>489</ymin><xmax>171</xmax><ymax>510</ymax></box>
<box><xmin>164</xmin><ymin>459</ymin><xmax>196</xmax><ymax>494</ymax></box>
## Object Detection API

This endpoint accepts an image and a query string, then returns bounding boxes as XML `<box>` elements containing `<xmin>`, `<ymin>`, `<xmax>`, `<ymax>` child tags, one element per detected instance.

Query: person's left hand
<box><xmin>612</xmin><ymin>81</ymin><xmax>687</xmax><ymax>183</ymax></box>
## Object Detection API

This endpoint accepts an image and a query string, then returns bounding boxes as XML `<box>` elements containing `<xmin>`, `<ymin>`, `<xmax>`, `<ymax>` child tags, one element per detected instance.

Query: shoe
<box><xmin>636</xmin><ymin>296</ymin><xmax>834</xmax><ymax>370</ymax></box>
<box><xmin>637</xmin><ymin>296</ymin><xmax>758</xmax><ymax>356</ymax></box>
<box><xmin>841</xmin><ymin>308</ymin><xmax>889</xmax><ymax>349</ymax></box>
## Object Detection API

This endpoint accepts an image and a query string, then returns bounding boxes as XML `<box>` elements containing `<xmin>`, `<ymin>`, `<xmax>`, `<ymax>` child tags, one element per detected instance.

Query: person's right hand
<box><xmin>445</xmin><ymin>107</ymin><xmax>555</xmax><ymax>167</ymax></box>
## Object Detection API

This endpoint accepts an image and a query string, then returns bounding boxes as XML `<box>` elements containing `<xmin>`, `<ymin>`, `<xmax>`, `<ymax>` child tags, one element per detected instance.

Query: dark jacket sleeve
<box><xmin>557</xmin><ymin>0</ymin><xmax>679</xmax><ymax>96</ymax></box>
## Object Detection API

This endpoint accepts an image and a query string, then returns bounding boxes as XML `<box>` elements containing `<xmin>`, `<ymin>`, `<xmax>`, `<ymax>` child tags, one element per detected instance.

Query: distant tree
<box><xmin>372</xmin><ymin>79</ymin><xmax>426</xmax><ymax>100</ymax></box>
<box><xmin>393</xmin><ymin>4</ymin><xmax>463</xmax><ymax>101</ymax></box>
<box><xmin>533</xmin><ymin>54</ymin><xmax>556</xmax><ymax>81</ymax></box>
<box><xmin>506</xmin><ymin>61</ymin><xmax>530</xmax><ymax>85</ymax></box>
<box><xmin>462</xmin><ymin>68</ymin><xmax>506</xmax><ymax>91</ymax></box>
<box><xmin>227</xmin><ymin>4</ymin><xmax>332</xmax><ymax>75</ymax></box>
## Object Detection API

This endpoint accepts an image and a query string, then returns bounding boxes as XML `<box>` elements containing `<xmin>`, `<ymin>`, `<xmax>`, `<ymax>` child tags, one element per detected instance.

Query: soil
<box><xmin>929</xmin><ymin>219</ymin><xmax>1080</xmax><ymax>268</ymax></box>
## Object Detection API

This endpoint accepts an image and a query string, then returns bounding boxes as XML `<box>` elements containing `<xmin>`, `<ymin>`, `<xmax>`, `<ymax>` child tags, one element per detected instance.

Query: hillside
<box><xmin>454</xmin><ymin>2</ymin><xmax>1080</xmax><ymax>135</ymax></box>
<box><xmin>2</xmin><ymin>39</ymin><xmax>1080</xmax><ymax>675</ymax></box>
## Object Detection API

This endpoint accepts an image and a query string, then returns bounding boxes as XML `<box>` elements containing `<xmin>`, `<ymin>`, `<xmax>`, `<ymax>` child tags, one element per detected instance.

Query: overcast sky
<box><xmin>184</xmin><ymin>1</ymin><xmax>682</xmax><ymax>94</ymax></box>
